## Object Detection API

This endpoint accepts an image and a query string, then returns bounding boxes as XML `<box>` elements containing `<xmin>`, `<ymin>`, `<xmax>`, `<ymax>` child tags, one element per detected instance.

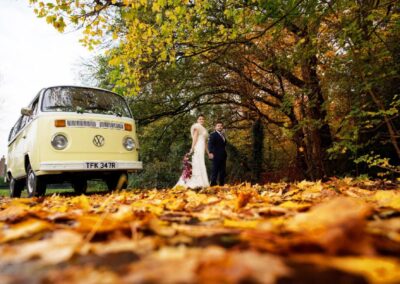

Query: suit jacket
<box><xmin>208</xmin><ymin>131</ymin><xmax>227</xmax><ymax>160</ymax></box>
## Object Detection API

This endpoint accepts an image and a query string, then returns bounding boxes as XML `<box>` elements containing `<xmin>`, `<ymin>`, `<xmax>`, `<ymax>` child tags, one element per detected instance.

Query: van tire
<box><xmin>72</xmin><ymin>179</ymin><xmax>87</xmax><ymax>194</ymax></box>
<box><xmin>26</xmin><ymin>164</ymin><xmax>46</xmax><ymax>197</ymax></box>
<box><xmin>10</xmin><ymin>177</ymin><xmax>24</xmax><ymax>198</ymax></box>
<box><xmin>105</xmin><ymin>172</ymin><xmax>128</xmax><ymax>191</ymax></box>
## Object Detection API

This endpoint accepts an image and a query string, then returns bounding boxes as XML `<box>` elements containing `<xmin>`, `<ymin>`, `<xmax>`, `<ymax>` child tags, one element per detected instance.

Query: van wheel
<box><xmin>72</xmin><ymin>179</ymin><xmax>87</xmax><ymax>194</ymax></box>
<box><xmin>105</xmin><ymin>172</ymin><xmax>128</xmax><ymax>191</ymax></box>
<box><xmin>26</xmin><ymin>165</ymin><xmax>46</xmax><ymax>197</ymax></box>
<box><xmin>10</xmin><ymin>177</ymin><xmax>24</xmax><ymax>198</ymax></box>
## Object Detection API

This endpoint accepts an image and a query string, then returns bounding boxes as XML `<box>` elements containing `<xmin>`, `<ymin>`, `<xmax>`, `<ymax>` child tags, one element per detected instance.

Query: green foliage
<box><xmin>355</xmin><ymin>153</ymin><xmax>400</xmax><ymax>176</ymax></box>
<box><xmin>130</xmin><ymin>116</ymin><xmax>194</xmax><ymax>188</ymax></box>
<box><xmin>0</xmin><ymin>178</ymin><xmax>7</xmax><ymax>187</ymax></box>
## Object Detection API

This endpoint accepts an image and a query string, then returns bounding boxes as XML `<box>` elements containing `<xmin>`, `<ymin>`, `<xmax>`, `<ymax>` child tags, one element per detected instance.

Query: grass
<box><xmin>0</xmin><ymin>182</ymin><xmax>111</xmax><ymax>197</ymax></box>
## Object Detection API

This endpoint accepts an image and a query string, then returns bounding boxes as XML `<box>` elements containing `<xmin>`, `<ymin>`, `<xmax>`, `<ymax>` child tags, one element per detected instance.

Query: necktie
<box><xmin>218</xmin><ymin>131</ymin><xmax>225</xmax><ymax>141</ymax></box>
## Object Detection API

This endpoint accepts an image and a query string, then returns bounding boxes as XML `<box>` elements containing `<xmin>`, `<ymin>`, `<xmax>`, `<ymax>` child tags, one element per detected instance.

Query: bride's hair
<box><xmin>197</xmin><ymin>114</ymin><xmax>205</xmax><ymax>119</ymax></box>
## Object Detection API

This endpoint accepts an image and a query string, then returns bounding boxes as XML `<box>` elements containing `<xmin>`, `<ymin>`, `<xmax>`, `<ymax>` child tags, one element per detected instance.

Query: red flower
<box><xmin>181</xmin><ymin>153</ymin><xmax>192</xmax><ymax>181</ymax></box>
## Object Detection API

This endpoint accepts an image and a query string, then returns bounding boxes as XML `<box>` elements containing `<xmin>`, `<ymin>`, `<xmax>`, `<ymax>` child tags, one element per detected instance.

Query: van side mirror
<box><xmin>21</xmin><ymin>107</ymin><xmax>33</xmax><ymax>116</ymax></box>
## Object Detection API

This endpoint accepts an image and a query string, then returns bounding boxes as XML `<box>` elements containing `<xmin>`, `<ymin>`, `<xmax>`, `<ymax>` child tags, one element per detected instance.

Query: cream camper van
<box><xmin>6</xmin><ymin>86</ymin><xmax>142</xmax><ymax>197</ymax></box>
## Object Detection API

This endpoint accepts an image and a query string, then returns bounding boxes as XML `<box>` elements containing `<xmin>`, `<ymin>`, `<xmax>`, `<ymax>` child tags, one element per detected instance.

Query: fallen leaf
<box><xmin>0</xmin><ymin>218</ymin><xmax>52</xmax><ymax>243</ymax></box>
<box><xmin>371</xmin><ymin>191</ymin><xmax>400</xmax><ymax>210</ymax></box>
<box><xmin>0</xmin><ymin>205</ymin><xmax>28</xmax><ymax>222</ymax></box>
<box><xmin>44</xmin><ymin>265</ymin><xmax>120</xmax><ymax>284</ymax></box>
<box><xmin>286</xmin><ymin>197</ymin><xmax>373</xmax><ymax>254</ymax></box>
<box><xmin>292</xmin><ymin>255</ymin><xmax>400</xmax><ymax>284</ymax></box>
<box><xmin>0</xmin><ymin>230</ymin><xmax>82</xmax><ymax>264</ymax></box>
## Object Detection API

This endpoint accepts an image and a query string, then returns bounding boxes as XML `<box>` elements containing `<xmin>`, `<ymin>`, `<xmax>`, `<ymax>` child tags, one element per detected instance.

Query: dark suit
<box><xmin>208</xmin><ymin>131</ymin><xmax>227</xmax><ymax>186</ymax></box>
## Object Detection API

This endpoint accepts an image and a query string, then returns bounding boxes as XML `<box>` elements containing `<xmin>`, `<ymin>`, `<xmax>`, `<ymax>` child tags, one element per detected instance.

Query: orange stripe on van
<box><xmin>55</xmin><ymin>120</ymin><xmax>66</xmax><ymax>127</ymax></box>
<box><xmin>124</xmin><ymin>123</ymin><xmax>132</xmax><ymax>131</ymax></box>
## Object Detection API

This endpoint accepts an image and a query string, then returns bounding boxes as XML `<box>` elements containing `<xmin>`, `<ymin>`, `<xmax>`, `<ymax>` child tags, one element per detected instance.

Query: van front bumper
<box><xmin>39</xmin><ymin>161</ymin><xmax>143</xmax><ymax>171</ymax></box>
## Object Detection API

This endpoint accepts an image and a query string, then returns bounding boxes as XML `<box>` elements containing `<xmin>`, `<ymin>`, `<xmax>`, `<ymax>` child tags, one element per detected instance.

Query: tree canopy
<box><xmin>29</xmin><ymin>0</ymin><xmax>400</xmax><ymax>182</ymax></box>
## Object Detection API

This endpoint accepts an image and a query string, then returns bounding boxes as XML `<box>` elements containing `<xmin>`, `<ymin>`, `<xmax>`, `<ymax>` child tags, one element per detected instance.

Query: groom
<box><xmin>208</xmin><ymin>121</ymin><xmax>227</xmax><ymax>186</ymax></box>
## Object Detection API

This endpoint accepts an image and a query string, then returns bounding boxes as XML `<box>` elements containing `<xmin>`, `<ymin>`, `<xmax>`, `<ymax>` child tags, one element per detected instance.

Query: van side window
<box><xmin>32</xmin><ymin>99</ymin><xmax>39</xmax><ymax>115</ymax></box>
<box><xmin>21</xmin><ymin>115</ymin><xmax>30</xmax><ymax>130</ymax></box>
<box><xmin>28</xmin><ymin>99</ymin><xmax>39</xmax><ymax>123</ymax></box>
<box><xmin>8</xmin><ymin>127</ymin><xmax>14</xmax><ymax>142</ymax></box>
<box><xmin>9</xmin><ymin>117</ymin><xmax>23</xmax><ymax>141</ymax></box>
<box><xmin>15</xmin><ymin>117</ymin><xmax>23</xmax><ymax>134</ymax></box>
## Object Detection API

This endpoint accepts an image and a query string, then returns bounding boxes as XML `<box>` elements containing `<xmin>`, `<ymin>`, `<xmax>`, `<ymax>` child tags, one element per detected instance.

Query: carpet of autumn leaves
<box><xmin>0</xmin><ymin>178</ymin><xmax>400</xmax><ymax>283</ymax></box>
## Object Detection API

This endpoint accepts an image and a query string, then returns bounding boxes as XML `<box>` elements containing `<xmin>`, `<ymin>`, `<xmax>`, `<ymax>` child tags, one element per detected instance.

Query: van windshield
<box><xmin>42</xmin><ymin>87</ymin><xmax>132</xmax><ymax>118</ymax></box>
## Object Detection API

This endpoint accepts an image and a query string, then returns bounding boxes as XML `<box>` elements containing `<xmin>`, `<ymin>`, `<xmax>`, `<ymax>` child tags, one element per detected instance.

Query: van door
<box><xmin>21</xmin><ymin>98</ymin><xmax>39</xmax><ymax>172</ymax></box>
<box><xmin>14</xmin><ymin>115</ymin><xmax>31</xmax><ymax>178</ymax></box>
<box><xmin>8</xmin><ymin>117</ymin><xmax>24</xmax><ymax>178</ymax></box>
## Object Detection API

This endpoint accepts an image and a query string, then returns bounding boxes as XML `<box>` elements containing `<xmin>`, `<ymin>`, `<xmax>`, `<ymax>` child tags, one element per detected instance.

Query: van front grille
<box><xmin>67</xmin><ymin>120</ymin><xmax>97</xmax><ymax>128</ymax></box>
<box><xmin>66</xmin><ymin>120</ymin><xmax>124</xmax><ymax>130</ymax></box>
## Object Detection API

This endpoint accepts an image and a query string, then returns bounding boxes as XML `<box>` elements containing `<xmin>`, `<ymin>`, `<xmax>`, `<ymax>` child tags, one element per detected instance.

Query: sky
<box><xmin>0</xmin><ymin>0</ymin><xmax>95</xmax><ymax>158</ymax></box>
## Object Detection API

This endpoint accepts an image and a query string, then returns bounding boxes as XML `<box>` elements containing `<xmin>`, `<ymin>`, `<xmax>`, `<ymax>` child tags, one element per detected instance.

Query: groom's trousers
<box><xmin>210</xmin><ymin>157</ymin><xmax>226</xmax><ymax>186</ymax></box>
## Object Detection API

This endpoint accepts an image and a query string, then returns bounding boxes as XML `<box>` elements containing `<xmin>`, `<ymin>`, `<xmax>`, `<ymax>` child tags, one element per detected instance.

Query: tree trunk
<box><xmin>252</xmin><ymin>119</ymin><xmax>264</xmax><ymax>183</ymax></box>
<box><xmin>368</xmin><ymin>89</ymin><xmax>400</xmax><ymax>159</ymax></box>
<box><xmin>301</xmin><ymin>53</ymin><xmax>333</xmax><ymax>180</ymax></box>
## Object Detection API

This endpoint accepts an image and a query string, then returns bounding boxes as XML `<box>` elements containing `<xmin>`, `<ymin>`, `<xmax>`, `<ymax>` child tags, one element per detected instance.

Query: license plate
<box><xmin>85</xmin><ymin>162</ymin><xmax>116</xmax><ymax>169</ymax></box>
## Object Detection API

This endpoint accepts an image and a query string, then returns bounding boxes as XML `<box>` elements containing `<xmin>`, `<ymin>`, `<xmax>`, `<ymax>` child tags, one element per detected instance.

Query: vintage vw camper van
<box><xmin>6</xmin><ymin>86</ymin><xmax>142</xmax><ymax>197</ymax></box>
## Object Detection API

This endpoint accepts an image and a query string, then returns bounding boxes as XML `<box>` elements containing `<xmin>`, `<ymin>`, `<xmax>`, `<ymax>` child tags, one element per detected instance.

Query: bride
<box><xmin>175</xmin><ymin>114</ymin><xmax>212</xmax><ymax>188</ymax></box>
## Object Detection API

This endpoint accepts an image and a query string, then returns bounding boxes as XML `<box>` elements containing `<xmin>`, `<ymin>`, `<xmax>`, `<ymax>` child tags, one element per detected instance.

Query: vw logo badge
<box><xmin>93</xmin><ymin>135</ymin><xmax>105</xmax><ymax>147</ymax></box>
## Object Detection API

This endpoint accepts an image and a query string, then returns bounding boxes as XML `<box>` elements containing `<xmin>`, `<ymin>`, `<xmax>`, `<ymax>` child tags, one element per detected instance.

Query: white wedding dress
<box><xmin>175</xmin><ymin>123</ymin><xmax>210</xmax><ymax>188</ymax></box>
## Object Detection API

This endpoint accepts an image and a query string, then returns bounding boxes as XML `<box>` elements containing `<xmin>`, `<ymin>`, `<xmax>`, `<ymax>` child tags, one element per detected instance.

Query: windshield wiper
<box><xmin>74</xmin><ymin>106</ymin><xmax>107</xmax><ymax>114</ymax></box>
<box><xmin>46</xmin><ymin>105</ymin><xmax>72</xmax><ymax>111</ymax></box>
<box><xmin>85</xmin><ymin>106</ymin><xmax>109</xmax><ymax>112</ymax></box>
<box><xmin>81</xmin><ymin>106</ymin><xmax>123</xmax><ymax>117</ymax></box>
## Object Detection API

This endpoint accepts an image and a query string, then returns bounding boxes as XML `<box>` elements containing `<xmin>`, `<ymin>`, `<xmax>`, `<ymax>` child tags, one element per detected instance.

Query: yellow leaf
<box><xmin>152</xmin><ymin>2</ymin><xmax>160</xmax><ymax>12</ymax></box>
<box><xmin>0</xmin><ymin>219</ymin><xmax>51</xmax><ymax>243</ymax></box>
<box><xmin>70</xmin><ymin>195</ymin><xmax>91</xmax><ymax>211</ymax></box>
<box><xmin>279</xmin><ymin>201</ymin><xmax>310</xmax><ymax>211</ymax></box>
<box><xmin>372</xmin><ymin>191</ymin><xmax>400</xmax><ymax>210</ymax></box>
<box><xmin>327</xmin><ymin>257</ymin><xmax>400</xmax><ymax>284</ymax></box>
<box><xmin>224</xmin><ymin>219</ymin><xmax>260</xmax><ymax>229</ymax></box>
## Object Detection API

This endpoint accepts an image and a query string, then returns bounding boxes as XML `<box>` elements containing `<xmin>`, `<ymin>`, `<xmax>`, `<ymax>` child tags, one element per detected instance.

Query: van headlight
<box><xmin>51</xmin><ymin>134</ymin><xmax>68</xmax><ymax>150</ymax></box>
<box><xmin>123</xmin><ymin>137</ymin><xmax>135</xmax><ymax>151</ymax></box>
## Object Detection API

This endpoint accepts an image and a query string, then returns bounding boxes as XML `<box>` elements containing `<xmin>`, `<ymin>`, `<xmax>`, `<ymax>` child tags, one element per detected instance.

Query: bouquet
<box><xmin>181</xmin><ymin>153</ymin><xmax>193</xmax><ymax>182</ymax></box>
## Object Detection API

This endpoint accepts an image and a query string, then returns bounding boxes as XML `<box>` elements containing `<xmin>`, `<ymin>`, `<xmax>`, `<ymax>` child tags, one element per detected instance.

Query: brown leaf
<box><xmin>44</xmin><ymin>265</ymin><xmax>120</xmax><ymax>284</ymax></box>
<box><xmin>197</xmin><ymin>249</ymin><xmax>290</xmax><ymax>284</ymax></box>
<box><xmin>236</xmin><ymin>191</ymin><xmax>253</xmax><ymax>209</ymax></box>
<box><xmin>0</xmin><ymin>205</ymin><xmax>28</xmax><ymax>222</ymax></box>
<box><xmin>123</xmin><ymin>246</ymin><xmax>200</xmax><ymax>283</ymax></box>
<box><xmin>123</xmin><ymin>246</ymin><xmax>290</xmax><ymax>284</ymax></box>
<box><xmin>286</xmin><ymin>197</ymin><xmax>374</xmax><ymax>254</ymax></box>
